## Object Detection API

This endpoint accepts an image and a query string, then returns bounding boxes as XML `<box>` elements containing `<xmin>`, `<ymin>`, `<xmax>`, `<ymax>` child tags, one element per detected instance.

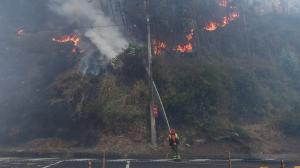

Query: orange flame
<box><xmin>205</xmin><ymin>10</ymin><xmax>240</xmax><ymax>32</ymax></box>
<box><xmin>229</xmin><ymin>11</ymin><xmax>239</xmax><ymax>21</ymax></box>
<box><xmin>52</xmin><ymin>34</ymin><xmax>81</xmax><ymax>53</ymax></box>
<box><xmin>153</xmin><ymin>40</ymin><xmax>167</xmax><ymax>55</ymax></box>
<box><xmin>205</xmin><ymin>0</ymin><xmax>240</xmax><ymax>32</ymax></box>
<box><xmin>218</xmin><ymin>0</ymin><xmax>228</xmax><ymax>8</ymax></box>
<box><xmin>220</xmin><ymin>16</ymin><xmax>229</xmax><ymax>27</ymax></box>
<box><xmin>175</xmin><ymin>29</ymin><xmax>194</xmax><ymax>53</ymax></box>
<box><xmin>175</xmin><ymin>43</ymin><xmax>193</xmax><ymax>53</ymax></box>
<box><xmin>186</xmin><ymin>29</ymin><xmax>194</xmax><ymax>41</ymax></box>
<box><xmin>16</xmin><ymin>29</ymin><xmax>25</xmax><ymax>36</ymax></box>
<box><xmin>204</xmin><ymin>22</ymin><xmax>218</xmax><ymax>31</ymax></box>
<box><xmin>52</xmin><ymin>34</ymin><xmax>80</xmax><ymax>46</ymax></box>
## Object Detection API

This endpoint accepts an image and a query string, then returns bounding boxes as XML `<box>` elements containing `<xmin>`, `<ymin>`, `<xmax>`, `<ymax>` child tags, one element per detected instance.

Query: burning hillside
<box><xmin>153</xmin><ymin>28</ymin><xmax>194</xmax><ymax>55</ymax></box>
<box><xmin>152</xmin><ymin>0</ymin><xmax>241</xmax><ymax>55</ymax></box>
<box><xmin>175</xmin><ymin>29</ymin><xmax>194</xmax><ymax>53</ymax></box>
<box><xmin>204</xmin><ymin>0</ymin><xmax>240</xmax><ymax>32</ymax></box>
<box><xmin>4</xmin><ymin>0</ymin><xmax>300</xmax><ymax>154</ymax></box>
<box><xmin>52</xmin><ymin>34</ymin><xmax>81</xmax><ymax>54</ymax></box>
<box><xmin>52</xmin><ymin>35</ymin><xmax>80</xmax><ymax>47</ymax></box>
<box><xmin>153</xmin><ymin>40</ymin><xmax>167</xmax><ymax>55</ymax></box>
<box><xmin>49</xmin><ymin>0</ymin><xmax>128</xmax><ymax>59</ymax></box>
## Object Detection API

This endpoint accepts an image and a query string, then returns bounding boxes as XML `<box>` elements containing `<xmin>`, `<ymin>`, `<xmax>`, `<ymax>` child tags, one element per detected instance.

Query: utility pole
<box><xmin>145</xmin><ymin>0</ymin><xmax>157</xmax><ymax>147</ymax></box>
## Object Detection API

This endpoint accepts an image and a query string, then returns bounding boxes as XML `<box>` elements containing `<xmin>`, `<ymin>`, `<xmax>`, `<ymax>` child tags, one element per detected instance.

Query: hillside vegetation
<box><xmin>1</xmin><ymin>0</ymin><xmax>300</xmax><ymax>154</ymax></box>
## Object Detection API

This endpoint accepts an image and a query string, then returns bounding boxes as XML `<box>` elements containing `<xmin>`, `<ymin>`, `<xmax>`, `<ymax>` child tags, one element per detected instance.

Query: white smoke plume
<box><xmin>49</xmin><ymin>0</ymin><xmax>128</xmax><ymax>59</ymax></box>
<box><xmin>247</xmin><ymin>0</ymin><xmax>300</xmax><ymax>14</ymax></box>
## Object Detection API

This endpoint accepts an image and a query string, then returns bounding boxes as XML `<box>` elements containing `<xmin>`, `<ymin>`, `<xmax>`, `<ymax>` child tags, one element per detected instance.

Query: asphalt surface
<box><xmin>0</xmin><ymin>157</ymin><xmax>299</xmax><ymax>168</ymax></box>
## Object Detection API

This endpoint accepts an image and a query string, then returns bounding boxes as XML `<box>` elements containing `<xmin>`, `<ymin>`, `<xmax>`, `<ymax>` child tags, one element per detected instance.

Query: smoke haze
<box><xmin>48</xmin><ymin>0</ymin><xmax>128</xmax><ymax>59</ymax></box>
<box><xmin>1</xmin><ymin>0</ymin><xmax>300</xmax><ymax>148</ymax></box>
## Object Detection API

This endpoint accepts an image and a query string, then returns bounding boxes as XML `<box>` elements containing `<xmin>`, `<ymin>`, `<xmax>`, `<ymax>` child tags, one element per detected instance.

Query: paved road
<box><xmin>0</xmin><ymin>157</ymin><xmax>299</xmax><ymax>168</ymax></box>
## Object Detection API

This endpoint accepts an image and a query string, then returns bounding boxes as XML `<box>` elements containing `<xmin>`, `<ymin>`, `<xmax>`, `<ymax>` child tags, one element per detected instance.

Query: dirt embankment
<box><xmin>2</xmin><ymin>123</ymin><xmax>300</xmax><ymax>159</ymax></box>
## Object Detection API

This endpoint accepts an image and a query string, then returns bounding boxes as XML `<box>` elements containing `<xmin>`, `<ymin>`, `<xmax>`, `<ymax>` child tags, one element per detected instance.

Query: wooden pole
<box><xmin>145</xmin><ymin>0</ymin><xmax>157</xmax><ymax>147</ymax></box>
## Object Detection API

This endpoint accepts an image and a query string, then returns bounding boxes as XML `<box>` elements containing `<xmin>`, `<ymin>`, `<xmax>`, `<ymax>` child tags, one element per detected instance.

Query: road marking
<box><xmin>67</xmin><ymin>158</ymin><xmax>98</xmax><ymax>162</ymax></box>
<box><xmin>231</xmin><ymin>159</ymin><xmax>244</xmax><ymax>162</ymax></box>
<box><xmin>0</xmin><ymin>157</ymin><xmax>18</xmax><ymax>161</ymax></box>
<box><xmin>25</xmin><ymin>158</ymin><xmax>57</xmax><ymax>161</ymax></box>
<box><xmin>41</xmin><ymin>161</ymin><xmax>63</xmax><ymax>168</ymax></box>
<box><xmin>125</xmin><ymin>161</ymin><xmax>130</xmax><ymax>168</ymax></box>
<box><xmin>3</xmin><ymin>157</ymin><xmax>287</xmax><ymax>167</ymax></box>
<box><xmin>107</xmin><ymin>159</ymin><xmax>136</xmax><ymax>162</ymax></box>
<box><xmin>190</xmin><ymin>159</ymin><xmax>211</xmax><ymax>162</ymax></box>
<box><xmin>151</xmin><ymin>159</ymin><xmax>173</xmax><ymax>162</ymax></box>
<box><xmin>189</xmin><ymin>159</ymin><xmax>244</xmax><ymax>162</ymax></box>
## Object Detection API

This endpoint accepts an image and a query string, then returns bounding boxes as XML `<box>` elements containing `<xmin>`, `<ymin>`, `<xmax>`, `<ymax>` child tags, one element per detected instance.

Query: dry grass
<box><xmin>242</xmin><ymin>123</ymin><xmax>300</xmax><ymax>154</ymax></box>
<box><xmin>24</xmin><ymin>138</ymin><xmax>78</xmax><ymax>152</ymax></box>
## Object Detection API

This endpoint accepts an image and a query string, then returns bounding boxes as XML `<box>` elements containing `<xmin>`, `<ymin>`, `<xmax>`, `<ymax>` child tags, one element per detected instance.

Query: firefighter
<box><xmin>168</xmin><ymin>128</ymin><xmax>181</xmax><ymax>160</ymax></box>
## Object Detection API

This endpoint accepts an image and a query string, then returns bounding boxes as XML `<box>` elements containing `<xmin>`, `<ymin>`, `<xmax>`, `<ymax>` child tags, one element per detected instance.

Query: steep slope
<box><xmin>1</xmin><ymin>0</ymin><xmax>300</xmax><ymax>154</ymax></box>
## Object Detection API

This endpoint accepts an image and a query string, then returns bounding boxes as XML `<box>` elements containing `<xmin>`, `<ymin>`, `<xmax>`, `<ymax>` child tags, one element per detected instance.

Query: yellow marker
<box><xmin>102</xmin><ymin>151</ymin><xmax>106</xmax><ymax>168</ymax></box>
<box><xmin>260</xmin><ymin>166</ymin><xmax>269</xmax><ymax>168</ymax></box>
<box><xmin>281</xmin><ymin>160</ymin><xmax>285</xmax><ymax>168</ymax></box>
<box><xmin>88</xmin><ymin>160</ymin><xmax>92</xmax><ymax>168</ymax></box>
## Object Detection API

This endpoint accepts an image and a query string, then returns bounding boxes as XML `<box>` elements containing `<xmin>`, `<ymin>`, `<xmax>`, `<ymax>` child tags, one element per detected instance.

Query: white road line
<box><xmin>25</xmin><ymin>158</ymin><xmax>57</xmax><ymax>161</ymax></box>
<box><xmin>125</xmin><ymin>160</ymin><xmax>130</xmax><ymax>168</ymax></box>
<box><xmin>213</xmin><ymin>159</ymin><xmax>228</xmax><ymax>162</ymax></box>
<box><xmin>190</xmin><ymin>159</ymin><xmax>211</xmax><ymax>162</ymax></box>
<box><xmin>0</xmin><ymin>157</ymin><xmax>18</xmax><ymax>161</ymax></box>
<box><xmin>34</xmin><ymin>157</ymin><xmax>282</xmax><ymax>167</ymax></box>
<box><xmin>191</xmin><ymin>159</ymin><xmax>227</xmax><ymax>162</ymax></box>
<box><xmin>107</xmin><ymin>159</ymin><xmax>137</xmax><ymax>162</ymax></box>
<box><xmin>66</xmin><ymin>158</ymin><xmax>98</xmax><ymax>162</ymax></box>
<box><xmin>150</xmin><ymin>159</ymin><xmax>173</xmax><ymax>162</ymax></box>
<box><xmin>41</xmin><ymin>160</ymin><xmax>63</xmax><ymax>168</ymax></box>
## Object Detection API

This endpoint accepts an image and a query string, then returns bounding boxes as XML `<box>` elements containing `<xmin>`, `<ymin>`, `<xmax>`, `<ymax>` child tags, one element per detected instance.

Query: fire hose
<box><xmin>151</xmin><ymin>79</ymin><xmax>171</xmax><ymax>131</ymax></box>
